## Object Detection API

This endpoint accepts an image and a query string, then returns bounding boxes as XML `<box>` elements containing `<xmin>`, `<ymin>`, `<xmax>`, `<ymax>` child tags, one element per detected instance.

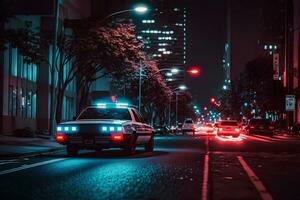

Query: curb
<box><xmin>0</xmin><ymin>147</ymin><xmax>65</xmax><ymax>160</ymax></box>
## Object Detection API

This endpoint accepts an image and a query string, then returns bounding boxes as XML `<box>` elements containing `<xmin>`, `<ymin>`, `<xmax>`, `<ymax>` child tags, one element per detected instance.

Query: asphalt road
<box><xmin>1</xmin><ymin>133</ymin><xmax>300</xmax><ymax>200</ymax></box>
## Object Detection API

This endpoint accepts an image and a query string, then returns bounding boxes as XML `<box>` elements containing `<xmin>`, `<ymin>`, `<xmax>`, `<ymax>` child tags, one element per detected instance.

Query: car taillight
<box><xmin>235</xmin><ymin>128</ymin><xmax>240</xmax><ymax>132</ymax></box>
<box><xmin>269</xmin><ymin>126</ymin><xmax>274</xmax><ymax>130</ymax></box>
<box><xmin>56</xmin><ymin>133</ymin><xmax>65</xmax><ymax>142</ymax></box>
<box><xmin>112</xmin><ymin>134</ymin><xmax>123</xmax><ymax>141</ymax></box>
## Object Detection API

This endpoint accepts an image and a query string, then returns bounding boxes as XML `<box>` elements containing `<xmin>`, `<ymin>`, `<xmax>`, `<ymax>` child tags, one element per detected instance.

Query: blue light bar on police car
<box><xmin>116</xmin><ymin>103</ymin><xmax>129</xmax><ymax>108</ymax></box>
<box><xmin>96</xmin><ymin>103</ymin><xmax>107</xmax><ymax>108</ymax></box>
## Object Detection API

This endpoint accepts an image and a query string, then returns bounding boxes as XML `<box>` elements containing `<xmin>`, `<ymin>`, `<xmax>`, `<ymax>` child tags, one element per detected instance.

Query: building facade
<box><xmin>0</xmin><ymin>0</ymin><xmax>91</xmax><ymax>134</ymax></box>
<box><xmin>134</xmin><ymin>1</ymin><xmax>187</xmax><ymax>88</ymax></box>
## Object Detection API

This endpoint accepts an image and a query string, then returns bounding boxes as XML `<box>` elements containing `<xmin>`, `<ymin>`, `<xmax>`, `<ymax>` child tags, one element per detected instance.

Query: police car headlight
<box><xmin>57</xmin><ymin>126</ymin><xmax>79</xmax><ymax>133</ymax></box>
<box><xmin>100</xmin><ymin>125</ymin><xmax>124</xmax><ymax>133</ymax></box>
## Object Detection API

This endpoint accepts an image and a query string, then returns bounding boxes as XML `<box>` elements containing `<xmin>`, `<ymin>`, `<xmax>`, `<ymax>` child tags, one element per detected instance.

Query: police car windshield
<box><xmin>77</xmin><ymin>108</ymin><xmax>132</xmax><ymax>120</ymax></box>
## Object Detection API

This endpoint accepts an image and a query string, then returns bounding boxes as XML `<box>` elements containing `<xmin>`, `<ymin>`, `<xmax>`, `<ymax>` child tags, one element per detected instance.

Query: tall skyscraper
<box><xmin>134</xmin><ymin>1</ymin><xmax>187</xmax><ymax>87</ymax></box>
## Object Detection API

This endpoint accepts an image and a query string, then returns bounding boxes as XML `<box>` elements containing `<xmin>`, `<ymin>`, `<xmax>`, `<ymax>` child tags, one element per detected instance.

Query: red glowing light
<box><xmin>56</xmin><ymin>134</ymin><xmax>65</xmax><ymax>142</ymax></box>
<box><xmin>269</xmin><ymin>126</ymin><xmax>274</xmax><ymax>130</ymax></box>
<box><xmin>112</xmin><ymin>134</ymin><xmax>123</xmax><ymax>141</ymax></box>
<box><xmin>187</xmin><ymin>66</ymin><xmax>201</xmax><ymax>76</ymax></box>
<box><xmin>111</xmin><ymin>96</ymin><xmax>117</xmax><ymax>103</ymax></box>
<box><xmin>210</xmin><ymin>98</ymin><xmax>216</xmax><ymax>103</ymax></box>
<box><xmin>204</xmin><ymin>107</ymin><xmax>208</xmax><ymax>111</ymax></box>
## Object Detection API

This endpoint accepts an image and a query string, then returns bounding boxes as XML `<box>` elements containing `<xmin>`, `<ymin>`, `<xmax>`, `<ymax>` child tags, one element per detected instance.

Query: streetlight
<box><xmin>100</xmin><ymin>5</ymin><xmax>149</xmax><ymax>24</ymax></box>
<box><xmin>167</xmin><ymin>85</ymin><xmax>187</xmax><ymax>127</ymax></box>
<box><xmin>134</xmin><ymin>6</ymin><xmax>148</xmax><ymax>13</ymax></box>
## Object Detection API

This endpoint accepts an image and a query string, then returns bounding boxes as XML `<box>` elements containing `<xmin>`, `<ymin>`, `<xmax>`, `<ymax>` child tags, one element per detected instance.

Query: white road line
<box><xmin>237</xmin><ymin>156</ymin><xmax>273</xmax><ymax>200</ymax></box>
<box><xmin>202</xmin><ymin>154</ymin><xmax>209</xmax><ymax>200</ymax></box>
<box><xmin>0</xmin><ymin>158</ymin><xmax>69</xmax><ymax>176</ymax></box>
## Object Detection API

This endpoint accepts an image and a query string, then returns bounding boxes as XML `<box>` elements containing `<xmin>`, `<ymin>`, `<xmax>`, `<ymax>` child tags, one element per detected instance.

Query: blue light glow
<box><xmin>117</xmin><ymin>127</ymin><xmax>123</xmax><ymax>132</ymax></box>
<box><xmin>116</xmin><ymin>103</ymin><xmax>129</xmax><ymax>108</ymax></box>
<box><xmin>57</xmin><ymin>127</ymin><xmax>62</xmax><ymax>131</ymax></box>
<box><xmin>97</xmin><ymin>103</ymin><xmax>107</xmax><ymax>108</ymax></box>
<box><xmin>64</xmin><ymin>127</ymin><xmax>69</xmax><ymax>131</ymax></box>
<box><xmin>109</xmin><ymin>127</ymin><xmax>115</xmax><ymax>131</ymax></box>
<box><xmin>71</xmin><ymin>126</ymin><xmax>77</xmax><ymax>131</ymax></box>
<box><xmin>102</xmin><ymin>126</ymin><xmax>108</xmax><ymax>132</ymax></box>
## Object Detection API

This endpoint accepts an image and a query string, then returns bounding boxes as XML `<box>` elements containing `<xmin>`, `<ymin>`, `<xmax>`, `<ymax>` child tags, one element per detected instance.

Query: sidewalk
<box><xmin>0</xmin><ymin>135</ymin><xmax>64</xmax><ymax>159</ymax></box>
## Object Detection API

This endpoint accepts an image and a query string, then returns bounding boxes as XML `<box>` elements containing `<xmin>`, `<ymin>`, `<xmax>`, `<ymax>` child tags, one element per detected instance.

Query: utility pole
<box><xmin>284</xmin><ymin>0</ymin><xmax>295</xmax><ymax>128</ymax></box>
<box><xmin>175</xmin><ymin>92</ymin><xmax>178</xmax><ymax>126</ymax></box>
<box><xmin>138</xmin><ymin>61</ymin><xmax>142</xmax><ymax>112</ymax></box>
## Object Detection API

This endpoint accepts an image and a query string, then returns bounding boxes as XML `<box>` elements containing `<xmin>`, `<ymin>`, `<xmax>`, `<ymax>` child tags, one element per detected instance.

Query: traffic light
<box><xmin>210</xmin><ymin>97</ymin><xmax>216</xmax><ymax>104</ymax></box>
<box><xmin>187</xmin><ymin>66</ymin><xmax>201</xmax><ymax>77</ymax></box>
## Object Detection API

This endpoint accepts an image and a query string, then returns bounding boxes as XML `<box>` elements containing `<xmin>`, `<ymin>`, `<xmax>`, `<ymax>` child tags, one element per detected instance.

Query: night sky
<box><xmin>185</xmin><ymin>0</ymin><xmax>262</xmax><ymax>108</ymax></box>
<box><xmin>186</xmin><ymin>0</ymin><xmax>227</xmax><ymax>107</ymax></box>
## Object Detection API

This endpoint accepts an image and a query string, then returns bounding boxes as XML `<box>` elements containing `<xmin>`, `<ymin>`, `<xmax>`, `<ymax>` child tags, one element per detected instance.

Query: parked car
<box><xmin>182</xmin><ymin>118</ymin><xmax>196</xmax><ymax>135</ymax></box>
<box><xmin>247</xmin><ymin>118</ymin><xmax>274</xmax><ymax>136</ymax></box>
<box><xmin>216</xmin><ymin>120</ymin><xmax>240</xmax><ymax>137</ymax></box>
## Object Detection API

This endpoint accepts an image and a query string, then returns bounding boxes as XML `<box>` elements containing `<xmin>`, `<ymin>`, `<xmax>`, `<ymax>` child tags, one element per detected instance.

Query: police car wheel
<box><xmin>145</xmin><ymin>137</ymin><xmax>154</xmax><ymax>152</ymax></box>
<box><xmin>66</xmin><ymin>146</ymin><xmax>79</xmax><ymax>156</ymax></box>
<box><xmin>125</xmin><ymin>136</ymin><xmax>136</xmax><ymax>155</ymax></box>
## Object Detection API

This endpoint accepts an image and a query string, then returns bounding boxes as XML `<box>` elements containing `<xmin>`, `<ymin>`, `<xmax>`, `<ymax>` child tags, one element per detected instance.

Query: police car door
<box><xmin>130</xmin><ymin>109</ymin><xmax>152</xmax><ymax>144</ymax></box>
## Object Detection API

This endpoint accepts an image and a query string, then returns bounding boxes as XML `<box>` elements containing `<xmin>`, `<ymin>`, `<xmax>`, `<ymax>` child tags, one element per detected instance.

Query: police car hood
<box><xmin>60</xmin><ymin>119</ymin><xmax>130</xmax><ymax>125</ymax></box>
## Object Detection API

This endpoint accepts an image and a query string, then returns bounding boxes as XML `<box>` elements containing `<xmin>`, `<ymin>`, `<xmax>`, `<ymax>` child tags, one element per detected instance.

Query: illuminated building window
<box><xmin>174</xmin><ymin>8</ymin><xmax>179</xmax><ymax>11</ymax></box>
<box><xmin>11</xmin><ymin>48</ymin><xmax>18</xmax><ymax>76</ymax></box>
<box><xmin>158</xmin><ymin>37</ymin><xmax>173</xmax><ymax>40</ymax></box>
<box><xmin>158</xmin><ymin>43</ymin><xmax>168</xmax><ymax>46</ymax></box>
<box><xmin>158</xmin><ymin>48</ymin><xmax>166</xmax><ymax>51</ymax></box>
<box><xmin>137</xmin><ymin>36</ymin><xmax>143</xmax><ymax>39</ymax></box>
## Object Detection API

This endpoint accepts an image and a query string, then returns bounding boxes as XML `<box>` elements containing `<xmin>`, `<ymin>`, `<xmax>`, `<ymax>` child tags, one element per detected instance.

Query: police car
<box><xmin>55</xmin><ymin>102</ymin><xmax>154</xmax><ymax>156</ymax></box>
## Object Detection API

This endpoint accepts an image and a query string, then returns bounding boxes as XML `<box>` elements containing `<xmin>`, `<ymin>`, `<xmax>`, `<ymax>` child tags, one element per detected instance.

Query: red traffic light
<box><xmin>210</xmin><ymin>97</ymin><xmax>216</xmax><ymax>103</ymax></box>
<box><xmin>187</xmin><ymin>66</ymin><xmax>201</xmax><ymax>76</ymax></box>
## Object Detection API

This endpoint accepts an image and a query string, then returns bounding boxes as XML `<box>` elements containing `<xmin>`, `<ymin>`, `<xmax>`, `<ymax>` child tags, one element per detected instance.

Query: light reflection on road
<box><xmin>215</xmin><ymin>134</ymin><xmax>247</xmax><ymax>142</ymax></box>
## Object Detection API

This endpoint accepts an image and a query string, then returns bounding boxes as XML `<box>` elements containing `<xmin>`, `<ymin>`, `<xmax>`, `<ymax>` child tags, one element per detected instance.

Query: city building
<box><xmin>293</xmin><ymin>0</ymin><xmax>300</xmax><ymax>123</ymax></box>
<box><xmin>0</xmin><ymin>0</ymin><xmax>91</xmax><ymax>134</ymax></box>
<box><xmin>134</xmin><ymin>0</ymin><xmax>187</xmax><ymax>88</ymax></box>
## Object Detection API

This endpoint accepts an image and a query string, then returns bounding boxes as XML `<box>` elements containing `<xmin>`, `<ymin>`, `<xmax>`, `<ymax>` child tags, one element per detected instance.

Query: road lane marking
<box><xmin>246</xmin><ymin>135</ymin><xmax>274</xmax><ymax>143</ymax></box>
<box><xmin>237</xmin><ymin>156</ymin><xmax>273</xmax><ymax>200</ymax></box>
<box><xmin>202</xmin><ymin>154</ymin><xmax>209</xmax><ymax>200</ymax></box>
<box><xmin>0</xmin><ymin>158</ymin><xmax>69</xmax><ymax>175</ymax></box>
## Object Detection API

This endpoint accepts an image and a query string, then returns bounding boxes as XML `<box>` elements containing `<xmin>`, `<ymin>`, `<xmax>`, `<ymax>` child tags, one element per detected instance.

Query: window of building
<box><xmin>26</xmin><ymin>91</ymin><xmax>32</xmax><ymax>118</ymax></box>
<box><xmin>11</xmin><ymin>48</ymin><xmax>18</xmax><ymax>76</ymax></box>
<box><xmin>63</xmin><ymin>96</ymin><xmax>74</xmax><ymax>120</ymax></box>
<box><xmin>32</xmin><ymin>91</ymin><xmax>37</xmax><ymax>119</ymax></box>
<box><xmin>20</xmin><ymin>88</ymin><xmax>26</xmax><ymax>118</ymax></box>
<box><xmin>8</xmin><ymin>86</ymin><xmax>17</xmax><ymax>116</ymax></box>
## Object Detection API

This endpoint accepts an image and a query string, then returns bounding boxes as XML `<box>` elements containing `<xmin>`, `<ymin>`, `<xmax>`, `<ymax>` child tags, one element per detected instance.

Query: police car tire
<box><xmin>145</xmin><ymin>137</ymin><xmax>154</xmax><ymax>152</ymax></box>
<box><xmin>66</xmin><ymin>146</ymin><xmax>79</xmax><ymax>156</ymax></box>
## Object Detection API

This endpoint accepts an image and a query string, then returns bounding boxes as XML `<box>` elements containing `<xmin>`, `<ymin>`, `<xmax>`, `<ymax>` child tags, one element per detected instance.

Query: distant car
<box><xmin>197</xmin><ymin>123</ymin><xmax>215</xmax><ymax>134</ymax></box>
<box><xmin>154</xmin><ymin>125</ymin><xmax>170</xmax><ymax>135</ymax></box>
<box><xmin>216</xmin><ymin>120</ymin><xmax>240</xmax><ymax>137</ymax></box>
<box><xmin>55</xmin><ymin>103</ymin><xmax>154</xmax><ymax>156</ymax></box>
<box><xmin>182</xmin><ymin>118</ymin><xmax>196</xmax><ymax>135</ymax></box>
<box><xmin>247</xmin><ymin>118</ymin><xmax>274</xmax><ymax>136</ymax></box>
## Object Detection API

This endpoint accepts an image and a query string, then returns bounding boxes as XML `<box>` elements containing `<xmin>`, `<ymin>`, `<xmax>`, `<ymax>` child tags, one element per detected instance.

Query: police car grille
<box><xmin>78</xmin><ymin>124</ymin><xmax>99</xmax><ymax>134</ymax></box>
